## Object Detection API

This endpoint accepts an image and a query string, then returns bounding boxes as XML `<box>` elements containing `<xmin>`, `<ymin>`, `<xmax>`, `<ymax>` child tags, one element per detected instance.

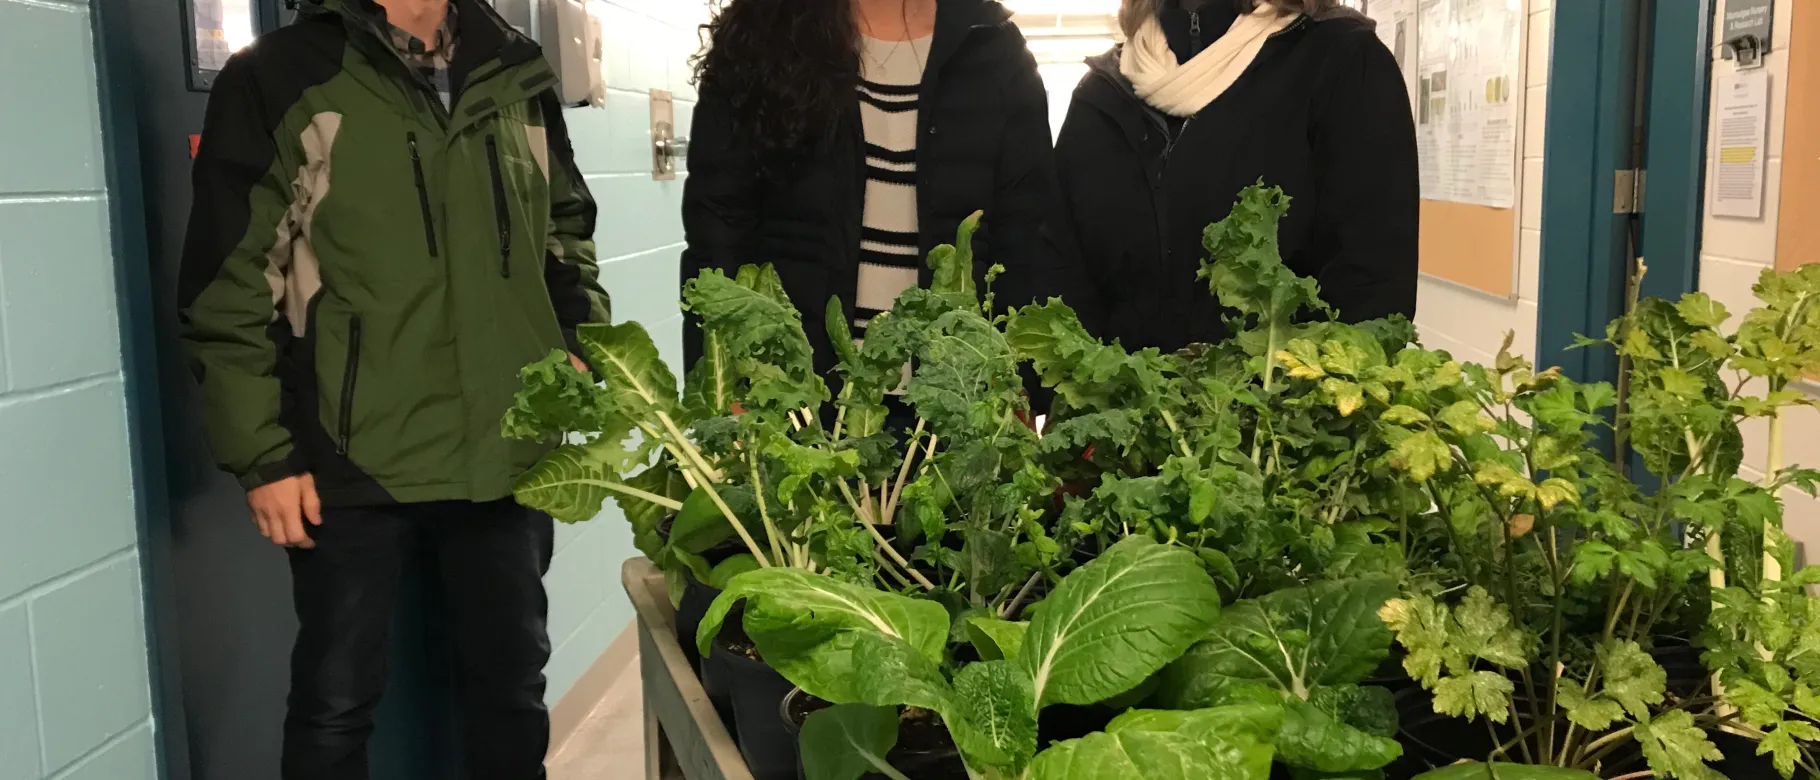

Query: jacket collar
<box><xmin>304</xmin><ymin>0</ymin><xmax>543</xmax><ymax>81</ymax></box>
<box><xmin>923</xmin><ymin>0</ymin><xmax>1013</xmax><ymax>89</ymax></box>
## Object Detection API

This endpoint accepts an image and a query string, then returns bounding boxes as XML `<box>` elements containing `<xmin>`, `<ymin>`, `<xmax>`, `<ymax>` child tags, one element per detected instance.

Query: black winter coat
<box><xmin>681</xmin><ymin>0</ymin><xmax>1073</xmax><ymax>378</ymax></box>
<box><xmin>1055</xmin><ymin>12</ymin><xmax>1419</xmax><ymax>354</ymax></box>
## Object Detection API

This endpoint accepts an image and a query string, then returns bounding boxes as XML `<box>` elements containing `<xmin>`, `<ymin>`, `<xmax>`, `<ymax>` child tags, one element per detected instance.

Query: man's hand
<box><xmin>248</xmin><ymin>474</ymin><xmax>322</xmax><ymax>549</ymax></box>
<box><xmin>568</xmin><ymin>352</ymin><xmax>589</xmax><ymax>374</ymax></box>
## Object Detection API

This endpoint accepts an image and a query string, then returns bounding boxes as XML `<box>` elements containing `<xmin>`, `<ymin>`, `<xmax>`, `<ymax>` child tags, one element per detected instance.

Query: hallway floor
<box><xmin>548</xmin><ymin>654</ymin><xmax>645</xmax><ymax>779</ymax></box>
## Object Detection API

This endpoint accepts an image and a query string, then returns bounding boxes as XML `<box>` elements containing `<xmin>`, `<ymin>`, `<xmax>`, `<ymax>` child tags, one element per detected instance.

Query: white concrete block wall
<box><xmin>1696</xmin><ymin>0</ymin><xmax>1820</xmax><ymax>549</ymax></box>
<box><xmin>0</xmin><ymin>0</ymin><xmax>157</xmax><ymax>777</ymax></box>
<box><xmin>1412</xmin><ymin>0</ymin><xmax>1551</xmax><ymax>367</ymax></box>
<box><xmin>540</xmin><ymin>0</ymin><xmax>711</xmax><ymax>703</ymax></box>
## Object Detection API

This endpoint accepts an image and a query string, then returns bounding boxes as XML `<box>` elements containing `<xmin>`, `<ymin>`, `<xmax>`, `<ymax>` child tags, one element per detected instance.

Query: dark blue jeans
<box><xmin>281</xmin><ymin>499</ymin><xmax>555</xmax><ymax>780</ymax></box>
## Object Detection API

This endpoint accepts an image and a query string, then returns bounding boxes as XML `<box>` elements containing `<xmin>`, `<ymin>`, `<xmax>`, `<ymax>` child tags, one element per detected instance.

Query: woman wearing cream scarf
<box><xmin>1052</xmin><ymin>0</ymin><xmax>1419</xmax><ymax>354</ymax></box>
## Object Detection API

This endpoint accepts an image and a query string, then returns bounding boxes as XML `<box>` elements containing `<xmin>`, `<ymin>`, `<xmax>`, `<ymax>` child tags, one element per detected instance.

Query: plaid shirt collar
<box><xmin>382</xmin><ymin>2</ymin><xmax>458</xmax><ymax>109</ymax></box>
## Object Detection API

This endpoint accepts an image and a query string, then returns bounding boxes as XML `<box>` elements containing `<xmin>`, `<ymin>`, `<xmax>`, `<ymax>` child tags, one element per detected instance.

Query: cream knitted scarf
<box><xmin>1119</xmin><ymin>4</ymin><xmax>1296</xmax><ymax>117</ymax></box>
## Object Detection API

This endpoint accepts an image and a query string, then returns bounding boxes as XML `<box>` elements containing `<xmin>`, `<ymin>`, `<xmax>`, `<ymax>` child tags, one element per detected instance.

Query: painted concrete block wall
<box><xmin>1412</xmin><ymin>0</ymin><xmax>1551</xmax><ymax>366</ymax></box>
<box><xmin>541</xmin><ymin>0</ymin><xmax>708</xmax><ymax>702</ymax></box>
<box><xmin>0</xmin><ymin>0</ymin><xmax>157</xmax><ymax>778</ymax></box>
<box><xmin>1694</xmin><ymin>0</ymin><xmax>1820</xmax><ymax>547</ymax></box>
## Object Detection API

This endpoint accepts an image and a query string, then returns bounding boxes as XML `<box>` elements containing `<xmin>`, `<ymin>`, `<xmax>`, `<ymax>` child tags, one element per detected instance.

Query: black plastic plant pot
<box><xmin>714</xmin><ymin>634</ymin><xmax>800</xmax><ymax>780</ymax></box>
<box><xmin>781</xmin><ymin>688</ymin><xmax>969</xmax><ymax>780</ymax></box>
<box><xmin>700</xmin><ymin>636</ymin><xmax>737</xmax><ymax>736</ymax></box>
<box><xmin>675</xmin><ymin>576</ymin><xmax>722</xmax><ymax>673</ymax></box>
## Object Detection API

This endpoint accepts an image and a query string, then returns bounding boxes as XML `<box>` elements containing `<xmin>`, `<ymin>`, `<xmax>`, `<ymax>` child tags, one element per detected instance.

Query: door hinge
<box><xmin>1614</xmin><ymin>169</ymin><xmax>1647</xmax><ymax>215</ymax></box>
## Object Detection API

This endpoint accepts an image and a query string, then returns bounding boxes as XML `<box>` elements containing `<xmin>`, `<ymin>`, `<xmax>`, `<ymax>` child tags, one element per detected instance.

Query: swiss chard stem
<box><xmin>747</xmin><ymin>451</ymin><xmax>789</xmax><ymax>568</ymax></box>
<box><xmin>591</xmin><ymin>480</ymin><xmax>684</xmax><ymax>512</ymax></box>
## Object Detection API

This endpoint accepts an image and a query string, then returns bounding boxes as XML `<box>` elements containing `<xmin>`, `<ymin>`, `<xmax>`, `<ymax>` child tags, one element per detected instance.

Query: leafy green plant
<box><xmin>698</xmin><ymin>536</ymin><xmax>1261</xmax><ymax>779</ymax></box>
<box><xmin>1158</xmin><ymin>576</ymin><xmax>1407</xmax><ymax>774</ymax></box>
<box><xmin>1006</xmin><ymin>185</ymin><xmax>1413</xmax><ymax>600</ymax></box>
<box><xmin>1365</xmin><ymin>261</ymin><xmax>1820</xmax><ymax>777</ymax></box>
<box><xmin>502</xmin><ymin>215</ymin><xmax>1061</xmax><ymax>608</ymax></box>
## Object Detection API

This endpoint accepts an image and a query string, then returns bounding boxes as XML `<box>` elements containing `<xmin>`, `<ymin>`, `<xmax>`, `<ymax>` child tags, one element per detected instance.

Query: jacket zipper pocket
<box><xmin>337</xmin><ymin>315</ymin><xmax>363</xmax><ymax>456</ymax></box>
<box><xmin>1189</xmin><ymin>11</ymin><xmax>1202</xmax><ymax>54</ymax></box>
<box><xmin>407</xmin><ymin>132</ymin><xmax>440</xmax><ymax>258</ymax></box>
<box><xmin>485</xmin><ymin>135</ymin><xmax>513</xmax><ymax>278</ymax></box>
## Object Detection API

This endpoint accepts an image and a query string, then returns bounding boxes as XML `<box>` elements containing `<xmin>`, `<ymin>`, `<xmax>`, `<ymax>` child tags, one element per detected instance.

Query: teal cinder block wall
<box><xmin>0</xmin><ymin>0</ymin><xmax>157</xmax><ymax>778</ymax></box>
<box><xmin>543</xmin><ymin>0</ymin><xmax>706</xmax><ymax>703</ymax></box>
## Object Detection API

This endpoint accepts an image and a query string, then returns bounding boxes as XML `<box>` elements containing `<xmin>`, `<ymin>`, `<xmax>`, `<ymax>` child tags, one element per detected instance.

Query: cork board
<box><xmin>1777</xmin><ymin>0</ymin><xmax>1820</xmax><ymax>272</ymax></box>
<box><xmin>1420</xmin><ymin>199</ymin><xmax>1519</xmax><ymax>297</ymax></box>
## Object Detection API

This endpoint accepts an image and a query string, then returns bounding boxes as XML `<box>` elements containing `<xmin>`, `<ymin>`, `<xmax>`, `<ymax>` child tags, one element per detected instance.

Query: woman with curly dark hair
<box><xmin>681</xmin><ymin>0</ymin><xmax>1086</xmax><ymax>393</ymax></box>
<box><xmin>1056</xmin><ymin>0</ymin><xmax>1419</xmax><ymax>353</ymax></box>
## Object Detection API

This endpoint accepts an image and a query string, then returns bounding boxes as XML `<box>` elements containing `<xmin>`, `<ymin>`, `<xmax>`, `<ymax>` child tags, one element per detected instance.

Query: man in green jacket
<box><xmin>179</xmin><ymin>0</ymin><xmax>608</xmax><ymax>775</ymax></box>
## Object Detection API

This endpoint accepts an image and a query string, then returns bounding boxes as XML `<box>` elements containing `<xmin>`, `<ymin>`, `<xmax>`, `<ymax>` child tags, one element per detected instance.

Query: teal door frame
<box><xmin>1537</xmin><ymin>0</ymin><xmax>1713</xmax><ymax>383</ymax></box>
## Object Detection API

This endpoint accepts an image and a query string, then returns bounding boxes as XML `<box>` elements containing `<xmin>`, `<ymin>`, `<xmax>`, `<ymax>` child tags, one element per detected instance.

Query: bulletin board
<box><xmin>1776</xmin><ymin>0</ymin><xmax>1820</xmax><ymax>272</ymax></box>
<box><xmin>1368</xmin><ymin>0</ymin><xmax>1527</xmax><ymax>298</ymax></box>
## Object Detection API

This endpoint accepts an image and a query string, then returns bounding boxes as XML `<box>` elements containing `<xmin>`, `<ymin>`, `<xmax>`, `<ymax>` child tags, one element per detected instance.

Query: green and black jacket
<box><xmin>179</xmin><ymin>0</ymin><xmax>610</xmax><ymax>506</ymax></box>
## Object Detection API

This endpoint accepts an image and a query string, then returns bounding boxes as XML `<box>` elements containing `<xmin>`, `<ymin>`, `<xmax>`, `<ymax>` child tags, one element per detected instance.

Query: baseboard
<box><xmin>550</xmin><ymin>622</ymin><xmax>638</xmax><ymax>752</ymax></box>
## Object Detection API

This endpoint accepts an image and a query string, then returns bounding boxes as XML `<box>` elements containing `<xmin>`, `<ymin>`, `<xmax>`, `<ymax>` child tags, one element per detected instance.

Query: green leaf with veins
<box><xmin>947</xmin><ymin>660</ymin><xmax>1038</xmax><ymax>771</ymax></box>
<box><xmin>1020</xmin><ymin>537</ymin><xmax>1221</xmax><ymax>707</ymax></box>
<box><xmin>1598</xmin><ymin>640</ymin><xmax>1668</xmax><ymax>719</ymax></box>
<box><xmin>1159</xmin><ymin>577</ymin><xmax>1397</xmax><ymax>708</ymax></box>
<box><xmin>695</xmin><ymin>568</ymin><xmax>948</xmax><ymax>673</ymax></box>
<box><xmin>576</xmin><ymin>321</ymin><xmax>685</xmax><ymax>422</ymax></box>
<box><xmin>1556</xmin><ymin>678</ymin><xmax>1625</xmax><ymax>731</ymax></box>
<box><xmin>1107</xmin><ymin>706</ymin><xmax>1281</xmax><ymax>780</ymax></box>
<box><xmin>799</xmin><ymin>704</ymin><xmax>903</xmax><ymax>780</ymax></box>
<box><xmin>683</xmin><ymin>326</ymin><xmax>735</xmax><ymax>420</ymax></box>
<box><xmin>501</xmin><ymin>349</ymin><xmax>617</xmax><ymax>442</ymax></box>
<box><xmin>512</xmin><ymin>436</ymin><xmax>652</xmax><ymax>523</ymax></box>
<box><xmin>1634</xmin><ymin>709</ymin><xmax>1724</xmax><ymax>780</ymax></box>
<box><xmin>682</xmin><ymin>267</ymin><xmax>828</xmax><ymax>415</ymax></box>
<box><xmin>1276</xmin><ymin>698</ymin><xmax>1403</xmax><ymax>772</ymax></box>
<box><xmin>1025</xmin><ymin>729</ymin><xmax>1232</xmax><ymax>780</ymax></box>
<box><xmin>965</xmin><ymin>617</ymin><xmax>1029</xmax><ymax>662</ymax></box>
<box><xmin>1433</xmin><ymin>670</ymin><xmax>1515</xmax><ymax>723</ymax></box>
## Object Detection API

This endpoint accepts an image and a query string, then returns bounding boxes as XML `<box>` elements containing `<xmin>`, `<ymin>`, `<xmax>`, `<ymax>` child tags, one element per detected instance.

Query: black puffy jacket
<box><xmin>681</xmin><ymin>0</ymin><xmax>1081</xmax><ymax>377</ymax></box>
<box><xmin>1055</xmin><ymin>10</ymin><xmax>1419</xmax><ymax>354</ymax></box>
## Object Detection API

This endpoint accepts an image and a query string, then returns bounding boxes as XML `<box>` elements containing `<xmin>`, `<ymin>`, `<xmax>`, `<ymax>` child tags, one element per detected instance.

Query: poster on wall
<box><xmin>1370</xmin><ymin>0</ymin><xmax>1523</xmax><ymax>209</ymax></box>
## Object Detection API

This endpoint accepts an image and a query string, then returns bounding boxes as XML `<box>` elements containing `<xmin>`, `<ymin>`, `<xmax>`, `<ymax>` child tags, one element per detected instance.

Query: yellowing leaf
<box><xmin>1381</xmin><ymin>405</ymin><xmax>1430</xmax><ymax>426</ymax></box>
<box><xmin>1322</xmin><ymin>378</ymin><xmax>1365</xmax><ymax>417</ymax></box>
<box><xmin>1390</xmin><ymin>431</ymin><xmax>1452</xmax><ymax>482</ymax></box>
<box><xmin>1536</xmin><ymin>478</ymin><xmax>1581</xmax><ymax>511</ymax></box>
<box><xmin>1437</xmin><ymin>400</ymin><xmax>1495</xmax><ymax>436</ymax></box>
<box><xmin>1557</xmin><ymin>679</ymin><xmax>1625</xmax><ymax>731</ymax></box>
<box><xmin>1279</xmin><ymin>339</ymin><xmax>1327</xmax><ymax>380</ymax></box>
<box><xmin>1434</xmin><ymin>671</ymin><xmax>1515</xmax><ymax>724</ymax></box>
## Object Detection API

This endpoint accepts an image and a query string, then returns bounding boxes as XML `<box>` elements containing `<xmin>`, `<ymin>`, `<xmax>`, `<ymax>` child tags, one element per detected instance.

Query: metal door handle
<box><xmin>655</xmin><ymin>134</ymin><xmax>690</xmax><ymax>165</ymax></box>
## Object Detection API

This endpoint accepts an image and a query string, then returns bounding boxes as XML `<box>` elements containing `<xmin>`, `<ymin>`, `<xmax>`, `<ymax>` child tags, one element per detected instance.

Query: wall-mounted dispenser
<box><xmin>495</xmin><ymin>0</ymin><xmax>606</xmax><ymax>107</ymax></box>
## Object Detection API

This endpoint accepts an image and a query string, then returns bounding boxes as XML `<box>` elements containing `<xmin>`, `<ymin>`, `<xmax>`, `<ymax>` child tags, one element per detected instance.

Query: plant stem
<box><xmin>658</xmin><ymin>411</ymin><xmax>725</xmax><ymax>483</ymax></box>
<box><xmin>1763</xmin><ymin>384</ymin><xmax>1787</xmax><ymax>587</ymax></box>
<box><xmin>699</xmin><ymin>476</ymin><xmax>770</xmax><ymax>569</ymax></box>
<box><xmin>881</xmin><ymin>420</ymin><xmax>928</xmax><ymax>524</ymax></box>
<box><xmin>1159</xmin><ymin>409</ymin><xmax>1192</xmax><ymax>458</ymax></box>
<box><xmin>1001</xmin><ymin>571</ymin><xmax>1043</xmax><ymax>619</ymax></box>
<box><xmin>590</xmin><ymin>480</ymin><xmax>685</xmax><ymax>511</ymax></box>
<box><xmin>1251</xmin><ymin>328</ymin><xmax>1282</xmax><ymax>467</ymax></box>
<box><xmin>860</xmin><ymin>513</ymin><xmax>934</xmax><ymax>591</ymax></box>
<box><xmin>747</xmin><ymin>452</ymin><xmax>789</xmax><ymax>568</ymax></box>
<box><xmin>1573</xmin><ymin>725</ymin><xmax>1635</xmax><ymax>766</ymax></box>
